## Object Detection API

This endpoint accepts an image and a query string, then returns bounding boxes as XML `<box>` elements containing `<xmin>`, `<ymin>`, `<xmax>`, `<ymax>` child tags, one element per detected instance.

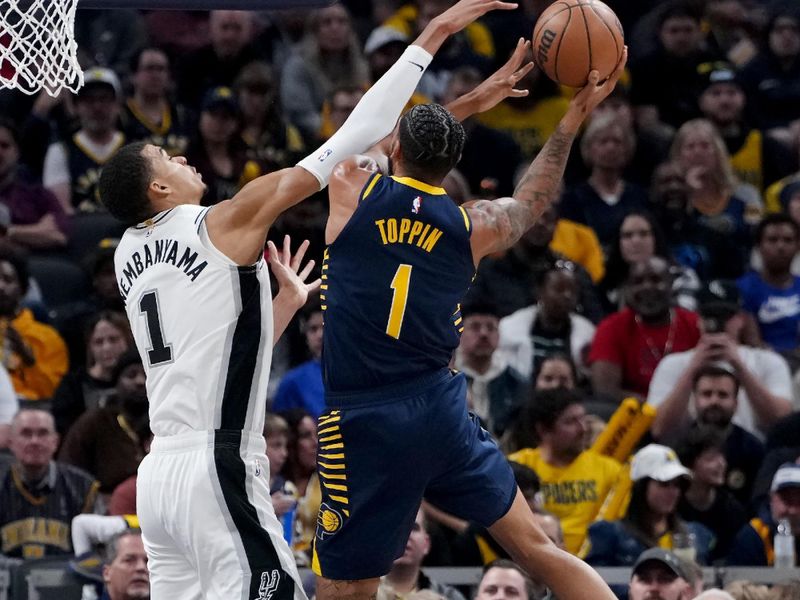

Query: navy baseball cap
<box><xmin>201</xmin><ymin>86</ymin><xmax>239</xmax><ymax>114</ymax></box>
<box><xmin>633</xmin><ymin>548</ymin><xmax>691</xmax><ymax>581</ymax></box>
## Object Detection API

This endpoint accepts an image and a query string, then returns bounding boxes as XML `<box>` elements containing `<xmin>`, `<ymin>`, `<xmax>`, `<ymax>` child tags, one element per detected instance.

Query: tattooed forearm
<box><xmin>505</xmin><ymin>122</ymin><xmax>576</xmax><ymax>244</ymax></box>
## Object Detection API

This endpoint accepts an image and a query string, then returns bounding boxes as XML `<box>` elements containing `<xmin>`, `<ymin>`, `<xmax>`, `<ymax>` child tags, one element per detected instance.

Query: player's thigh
<box><xmin>315</xmin><ymin>576</ymin><xmax>380</xmax><ymax>600</ymax></box>
<box><xmin>142</xmin><ymin>532</ymin><xmax>203</xmax><ymax>600</ymax></box>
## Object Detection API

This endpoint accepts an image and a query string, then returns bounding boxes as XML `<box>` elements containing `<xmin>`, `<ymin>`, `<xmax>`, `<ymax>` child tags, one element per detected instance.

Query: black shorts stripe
<box><xmin>213</xmin><ymin>431</ymin><xmax>295</xmax><ymax>600</ymax></box>
<box><xmin>220</xmin><ymin>267</ymin><xmax>261</xmax><ymax>430</ymax></box>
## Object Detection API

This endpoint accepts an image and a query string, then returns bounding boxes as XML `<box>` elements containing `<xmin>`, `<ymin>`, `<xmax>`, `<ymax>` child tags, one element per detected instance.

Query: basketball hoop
<box><xmin>0</xmin><ymin>0</ymin><xmax>82</xmax><ymax>96</ymax></box>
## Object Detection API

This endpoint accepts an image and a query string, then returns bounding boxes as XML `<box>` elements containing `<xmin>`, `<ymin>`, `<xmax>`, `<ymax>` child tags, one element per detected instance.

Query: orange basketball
<box><xmin>533</xmin><ymin>0</ymin><xmax>624</xmax><ymax>88</ymax></box>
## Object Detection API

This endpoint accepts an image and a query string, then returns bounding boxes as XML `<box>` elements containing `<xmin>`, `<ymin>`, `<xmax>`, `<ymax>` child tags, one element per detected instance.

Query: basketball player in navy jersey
<box><xmin>97</xmin><ymin>1</ymin><xmax>526</xmax><ymax>598</ymax></box>
<box><xmin>313</xmin><ymin>49</ymin><xmax>629</xmax><ymax>600</ymax></box>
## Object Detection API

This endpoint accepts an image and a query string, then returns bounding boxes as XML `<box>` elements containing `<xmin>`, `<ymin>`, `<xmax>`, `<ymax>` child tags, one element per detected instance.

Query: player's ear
<box><xmin>148</xmin><ymin>179</ymin><xmax>171</xmax><ymax>201</ymax></box>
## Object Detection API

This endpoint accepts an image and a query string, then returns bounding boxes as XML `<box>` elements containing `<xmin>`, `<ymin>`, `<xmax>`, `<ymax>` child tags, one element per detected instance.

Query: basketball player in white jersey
<box><xmin>98</xmin><ymin>1</ymin><xmax>525</xmax><ymax>598</ymax></box>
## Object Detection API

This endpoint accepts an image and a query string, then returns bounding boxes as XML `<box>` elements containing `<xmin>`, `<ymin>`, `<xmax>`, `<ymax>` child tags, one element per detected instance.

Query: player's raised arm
<box><xmin>466</xmin><ymin>48</ymin><xmax>628</xmax><ymax>264</ymax></box>
<box><xmin>207</xmin><ymin>0</ymin><xmax>518</xmax><ymax>266</ymax></box>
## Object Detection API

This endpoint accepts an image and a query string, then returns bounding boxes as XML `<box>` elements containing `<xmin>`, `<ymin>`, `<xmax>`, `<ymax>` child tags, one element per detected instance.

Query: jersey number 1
<box><xmin>386</xmin><ymin>264</ymin><xmax>412</xmax><ymax>339</ymax></box>
<box><xmin>139</xmin><ymin>291</ymin><xmax>173</xmax><ymax>366</ymax></box>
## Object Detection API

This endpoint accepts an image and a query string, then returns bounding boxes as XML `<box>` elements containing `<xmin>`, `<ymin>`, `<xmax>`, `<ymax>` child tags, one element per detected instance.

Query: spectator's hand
<box><xmin>703</xmin><ymin>333</ymin><xmax>742</xmax><ymax>368</ymax></box>
<box><xmin>432</xmin><ymin>0</ymin><xmax>518</xmax><ymax>36</ymax></box>
<box><xmin>566</xmin><ymin>47</ymin><xmax>628</xmax><ymax>124</ymax></box>
<box><xmin>460</xmin><ymin>38</ymin><xmax>534</xmax><ymax>115</ymax></box>
<box><xmin>267</xmin><ymin>235</ymin><xmax>321</xmax><ymax>310</ymax></box>
<box><xmin>270</xmin><ymin>491</ymin><xmax>297</xmax><ymax>518</ymax></box>
<box><xmin>4</xmin><ymin>324</ymin><xmax>34</xmax><ymax>366</ymax></box>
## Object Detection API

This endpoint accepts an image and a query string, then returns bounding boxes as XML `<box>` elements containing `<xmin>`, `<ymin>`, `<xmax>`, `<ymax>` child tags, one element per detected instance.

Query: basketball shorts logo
<box><xmin>255</xmin><ymin>569</ymin><xmax>280</xmax><ymax>600</ymax></box>
<box><xmin>315</xmin><ymin>502</ymin><xmax>344</xmax><ymax>540</ymax></box>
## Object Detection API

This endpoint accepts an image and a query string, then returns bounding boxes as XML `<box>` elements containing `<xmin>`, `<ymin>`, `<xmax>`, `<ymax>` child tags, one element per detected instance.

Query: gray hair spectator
<box><xmin>102</xmin><ymin>529</ymin><xmax>149</xmax><ymax>600</ymax></box>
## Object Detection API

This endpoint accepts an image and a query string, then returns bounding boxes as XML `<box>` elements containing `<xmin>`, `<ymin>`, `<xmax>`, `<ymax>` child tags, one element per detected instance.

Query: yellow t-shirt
<box><xmin>476</xmin><ymin>97</ymin><xmax>570</xmax><ymax>159</ymax></box>
<box><xmin>550</xmin><ymin>219</ymin><xmax>605</xmax><ymax>283</ymax></box>
<box><xmin>508</xmin><ymin>448</ymin><xmax>621</xmax><ymax>554</ymax></box>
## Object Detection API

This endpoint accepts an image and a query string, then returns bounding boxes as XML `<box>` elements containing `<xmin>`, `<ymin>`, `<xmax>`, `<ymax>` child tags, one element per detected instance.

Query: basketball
<box><xmin>533</xmin><ymin>0</ymin><xmax>624</xmax><ymax>88</ymax></box>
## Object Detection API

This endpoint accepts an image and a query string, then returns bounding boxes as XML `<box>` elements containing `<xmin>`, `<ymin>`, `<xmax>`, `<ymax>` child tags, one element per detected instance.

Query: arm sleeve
<box><xmin>42</xmin><ymin>143</ymin><xmax>70</xmax><ymax>188</ymax></box>
<box><xmin>296</xmin><ymin>44</ymin><xmax>433</xmax><ymax>188</ymax></box>
<box><xmin>0</xmin><ymin>365</ymin><xmax>17</xmax><ymax>425</ymax></box>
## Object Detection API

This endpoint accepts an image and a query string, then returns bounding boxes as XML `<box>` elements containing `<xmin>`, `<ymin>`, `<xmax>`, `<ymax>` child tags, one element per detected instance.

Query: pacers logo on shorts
<box><xmin>315</xmin><ymin>502</ymin><xmax>344</xmax><ymax>539</ymax></box>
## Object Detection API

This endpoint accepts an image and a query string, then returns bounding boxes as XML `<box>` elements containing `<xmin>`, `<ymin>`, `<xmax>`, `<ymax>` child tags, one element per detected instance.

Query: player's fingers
<box><xmin>509</xmin><ymin>88</ymin><xmax>529</xmax><ymax>97</ymax></box>
<box><xmin>298</xmin><ymin>259</ymin><xmax>315</xmax><ymax>281</ymax></box>
<box><xmin>282</xmin><ymin>234</ymin><xmax>292</xmax><ymax>264</ymax></box>
<box><xmin>266</xmin><ymin>241</ymin><xmax>284</xmax><ymax>270</ymax></box>
<box><xmin>291</xmin><ymin>239</ymin><xmax>310</xmax><ymax>272</ymax></box>
<box><xmin>587</xmin><ymin>70</ymin><xmax>601</xmax><ymax>87</ymax></box>
<box><xmin>512</xmin><ymin>62</ymin><xmax>535</xmax><ymax>81</ymax></box>
<box><xmin>491</xmin><ymin>1</ymin><xmax>518</xmax><ymax>11</ymax></box>
<box><xmin>503</xmin><ymin>38</ymin><xmax>528</xmax><ymax>72</ymax></box>
<box><xmin>306</xmin><ymin>278</ymin><xmax>322</xmax><ymax>293</ymax></box>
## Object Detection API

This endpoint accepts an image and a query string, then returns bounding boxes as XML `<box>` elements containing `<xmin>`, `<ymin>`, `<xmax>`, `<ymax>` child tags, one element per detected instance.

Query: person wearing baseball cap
<box><xmin>728</xmin><ymin>461</ymin><xmax>800</xmax><ymax>566</ymax></box>
<box><xmin>583</xmin><ymin>444</ymin><xmax>714</xmax><ymax>572</ymax></box>
<box><xmin>43</xmin><ymin>66</ymin><xmax>126</xmax><ymax>213</ymax></box>
<box><xmin>629</xmin><ymin>548</ymin><xmax>693</xmax><ymax>600</ymax></box>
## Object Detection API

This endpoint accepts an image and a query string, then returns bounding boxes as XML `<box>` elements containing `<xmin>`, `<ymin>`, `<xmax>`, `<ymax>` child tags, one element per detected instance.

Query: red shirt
<box><xmin>589</xmin><ymin>307</ymin><xmax>701</xmax><ymax>395</ymax></box>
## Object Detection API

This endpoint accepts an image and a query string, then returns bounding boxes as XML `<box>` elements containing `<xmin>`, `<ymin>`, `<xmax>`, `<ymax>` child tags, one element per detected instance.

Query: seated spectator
<box><xmin>176</xmin><ymin>10</ymin><xmax>260</xmax><ymax>110</ymax></box>
<box><xmin>629</xmin><ymin>2</ymin><xmax>718</xmax><ymax>135</ymax></box>
<box><xmin>676</xmin><ymin>426</ymin><xmax>748</xmax><ymax>560</ymax></box>
<box><xmin>0</xmin><ymin>409</ymin><xmax>100</xmax><ymax>558</ymax></box>
<box><xmin>235</xmin><ymin>61</ymin><xmax>305</xmax><ymax>171</ymax></box>
<box><xmin>509</xmin><ymin>388</ymin><xmax>622</xmax><ymax>554</ymax></box>
<box><xmin>738</xmin><ymin>214</ymin><xmax>800</xmax><ymax>361</ymax></box>
<box><xmin>454</xmin><ymin>299</ymin><xmax>526</xmax><ymax>436</ymax></box>
<box><xmin>101</xmin><ymin>529</ymin><xmax>150</xmax><ymax>600</ymax></box>
<box><xmin>382</xmin><ymin>0</ymin><xmax>493</xmax><ymax>102</ymax></box>
<box><xmin>0</xmin><ymin>247</ymin><xmax>68</xmax><ymax>400</ymax></box>
<box><xmin>280</xmin><ymin>408</ymin><xmax>319</xmax><ymax>559</ymax></box>
<box><xmin>378</xmin><ymin>508</ymin><xmax>466</xmax><ymax>600</ymax></box>
<box><xmin>476</xmin><ymin>59</ymin><xmax>569</xmax><ymax>160</ymax></box>
<box><xmin>497</xmin><ymin>264</ymin><xmax>595</xmax><ymax>382</ymax></box>
<box><xmin>628</xmin><ymin>548</ymin><xmax>693</xmax><ymax>600</ymax></box>
<box><xmin>43</xmin><ymin>67</ymin><xmax>126</xmax><ymax>214</ymax></box>
<box><xmin>280</xmin><ymin>3</ymin><xmax>369</xmax><ymax>141</ymax></box>
<box><xmin>584</xmin><ymin>444</ymin><xmax>715</xmax><ymax>568</ymax></box>
<box><xmin>122</xmin><ymin>47</ymin><xmax>191</xmax><ymax>157</ymax></box>
<box><xmin>669</xmin><ymin>119</ymin><xmax>759</xmax><ymax>280</ymax></box>
<box><xmin>649</xmin><ymin>161</ymin><xmax>693</xmax><ymax>255</ymax></box>
<box><xmin>589</xmin><ymin>257</ymin><xmax>701</xmax><ymax>402</ymax></box>
<box><xmin>559</xmin><ymin>115</ymin><xmax>648</xmax><ymax>249</ymax></box>
<box><xmin>474</xmin><ymin>559</ymin><xmax>538</xmax><ymax>600</ymax></box>
<box><xmin>59</xmin><ymin>351</ymin><xmax>148</xmax><ymax>495</ymax></box>
<box><xmin>318</xmin><ymin>84</ymin><xmax>365</xmax><ymax>141</ymax></box>
<box><xmin>697</xmin><ymin>62</ymin><xmax>794</xmax><ymax>194</ymax></box>
<box><xmin>599</xmin><ymin>210</ymin><xmax>700</xmax><ymax>313</ymax></box>
<box><xmin>263</xmin><ymin>412</ymin><xmax>296</xmax><ymax>537</ymax></box>
<box><xmin>750</xmin><ymin>412</ymin><xmax>800</xmax><ymax>509</ymax></box>
<box><xmin>0</xmin><ymin>363</ymin><xmax>15</xmax><ymax>449</ymax></box>
<box><xmin>649</xmin><ymin>280</ymin><xmax>793</xmax><ymax>441</ymax></box>
<box><xmin>0</xmin><ymin>118</ymin><xmax>69</xmax><ymax>250</ymax></box>
<box><xmin>441</xmin><ymin>66</ymin><xmax>522</xmax><ymax>199</ymax></box>
<box><xmin>728</xmin><ymin>462</ymin><xmax>800</xmax><ymax>566</ymax></box>
<box><xmin>52</xmin><ymin>311</ymin><xmax>132</xmax><ymax>436</ymax></box>
<box><xmin>185</xmin><ymin>87</ymin><xmax>261</xmax><ymax>206</ymax></box>
<box><xmin>737</xmin><ymin>6</ymin><xmax>800</xmax><ymax>133</ymax></box>
<box><xmin>468</xmin><ymin>204</ymin><xmax>603</xmax><ymax>323</ymax></box>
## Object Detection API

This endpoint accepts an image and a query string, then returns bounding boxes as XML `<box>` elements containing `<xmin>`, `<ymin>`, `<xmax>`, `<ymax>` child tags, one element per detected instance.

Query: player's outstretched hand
<box><xmin>464</xmin><ymin>38</ymin><xmax>534</xmax><ymax>115</ymax></box>
<box><xmin>268</xmin><ymin>236</ymin><xmax>321</xmax><ymax>309</ymax></box>
<box><xmin>568</xmin><ymin>46</ymin><xmax>628</xmax><ymax>120</ymax></box>
<box><xmin>434</xmin><ymin>0</ymin><xmax>518</xmax><ymax>36</ymax></box>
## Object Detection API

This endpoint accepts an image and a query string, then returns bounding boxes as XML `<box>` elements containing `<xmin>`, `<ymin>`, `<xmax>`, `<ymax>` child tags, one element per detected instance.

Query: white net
<box><xmin>0</xmin><ymin>0</ymin><xmax>82</xmax><ymax>96</ymax></box>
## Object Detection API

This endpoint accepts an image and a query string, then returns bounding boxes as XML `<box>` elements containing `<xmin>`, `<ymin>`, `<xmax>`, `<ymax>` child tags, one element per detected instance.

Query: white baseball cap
<box><xmin>80</xmin><ymin>67</ymin><xmax>122</xmax><ymax>98</ymax></box>
<box><xmin>631</xmin><ymin>444</ymin><xmax>692</xmax><ymax>482</ymax></box>
<box><xmin>771</xmin><ymin>463</ymin><xmax>800</xmax><ymax>492</ymax></box>
<box><xmin>364</xmin><ymin>26</ymin><xmax>409</xmax><ymax>55</ymax></box>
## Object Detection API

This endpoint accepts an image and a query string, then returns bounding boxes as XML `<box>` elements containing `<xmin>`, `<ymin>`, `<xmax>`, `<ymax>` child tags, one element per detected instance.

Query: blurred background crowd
<box><xmin>0</xmin><ymin>0</ymin><xmax>799</xmax><ymax>598</ymax></box>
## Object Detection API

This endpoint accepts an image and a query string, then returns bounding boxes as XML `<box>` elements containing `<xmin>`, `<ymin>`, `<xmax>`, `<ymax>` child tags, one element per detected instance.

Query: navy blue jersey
<box><xmin>322</xmin><ymin>174</ymin><xmax>475</xmax><ymax>392</ymax></box>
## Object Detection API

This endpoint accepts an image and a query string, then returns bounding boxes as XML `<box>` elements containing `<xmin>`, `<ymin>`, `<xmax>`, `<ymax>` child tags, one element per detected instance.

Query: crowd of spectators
<box><xmin>0</xmin><ymin>0</ymin><xmax>799</xmax><ymax>598</ymax></box>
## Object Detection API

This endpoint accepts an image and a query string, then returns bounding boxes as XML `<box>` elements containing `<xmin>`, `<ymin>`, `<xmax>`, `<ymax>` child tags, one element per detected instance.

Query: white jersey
<box><xmin>114</xmin><ymin>205</ymin><xmax>273</xmax><ymax>437</ymax></box>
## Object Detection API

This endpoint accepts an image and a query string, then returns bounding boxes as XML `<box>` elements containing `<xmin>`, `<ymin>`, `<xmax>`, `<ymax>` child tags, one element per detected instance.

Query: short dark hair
<box><xmin>755</xmin><ymin>212</ymin><xmax>800</xmax><ymax>245</ymax></box>
<box><xmin>482</xmin><ymin>560</ymin><xmax>536</xmax><ymax>600</ymax></box>
<box><xmin>99</xmin><ymin>142</ymin><xmax>155</xmax><ymax>226</ymax></box>
<box><xmin>676</xmin><ymin>426</ymin><xmax>727</xmax><ymax>469</ymax></box>
<box><xmin>509</xmin><ymin>460</ymin><xmax>541</xmax><ymax>496</ymax></box>
<box><xmin>527</xmin><ymin>387</ymin><xmax>583</xmax><ymax>431</ymax></box>
<box><xmin>129</xmin><ymin>46</ymin><xmax>169</xmax><ymax>74</ymax></box>
<box><xmin>397</xmin><ymin>104</ymin><xmax>465</xmax><ymax>182</ymax></box>
<box><xmin>658</xmin><ymin>0</ymin><xmax>701</xmax><ymax>28</ymax></box>
<box><xmin>460</xmin><ymin>297</ymin><xmax>500</xmax><ymax>319</ymax></box>
<box><xmin>0</xmin><ymin>246</ymin><xmax>29</xmax><ymax>294</ymax></box>
<box><xmin>691</xmin><ymin>364</ymin><xmax>739</xmax><ymax>395</ymax></box>
<box><xmin>102</xmin><ymin>528</ymin><xmax>142</xmax><ymax>564</ymax></box>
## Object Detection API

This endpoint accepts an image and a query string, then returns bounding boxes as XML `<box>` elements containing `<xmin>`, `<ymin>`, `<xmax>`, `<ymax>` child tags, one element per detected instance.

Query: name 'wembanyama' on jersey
<box><xmin>321</xmin><ymin>173</ymin><xmax>474</xmax><ymax>392</ymax></box>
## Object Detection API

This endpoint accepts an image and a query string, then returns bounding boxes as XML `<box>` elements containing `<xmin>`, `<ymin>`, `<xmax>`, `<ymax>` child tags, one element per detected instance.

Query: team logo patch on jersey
<box><xmin>412</xmin><ymin>196</ymin><xmax>422</xmax><ymax>214</ymax></box>
<box><xmin>315</xmin><ymin>503</ymin><xmax>344</xmax><ymax>539</ymax></box>
<box><xmin>254</xmin><ymin>569</ymin><xmax>280</xmax><ymax>600</ymax></box>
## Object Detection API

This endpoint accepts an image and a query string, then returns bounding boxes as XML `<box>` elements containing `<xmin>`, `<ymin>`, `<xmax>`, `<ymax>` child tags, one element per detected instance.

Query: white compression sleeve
<box><xmin>297</xmin><ymin>44</ymin><xmax>433</xmax><ymax>188</ymax></box>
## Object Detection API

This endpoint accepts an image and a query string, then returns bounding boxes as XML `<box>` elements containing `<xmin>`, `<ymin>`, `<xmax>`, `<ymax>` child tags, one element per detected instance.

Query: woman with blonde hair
<box><xmin>280</xmin><ymin>2</ymin><xmax>369</xmax><ymax>142</ymax></box>
<box><xmin>669</xmin><ymin>119</ymin><xmax>761</xmax><ymax>279</ymax></box>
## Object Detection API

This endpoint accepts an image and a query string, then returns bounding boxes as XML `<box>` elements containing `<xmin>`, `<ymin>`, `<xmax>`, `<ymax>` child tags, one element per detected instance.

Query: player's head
<box><xmin>102</xmin><ymin>529</ymin><xmax>149</xmax><ymax>600</ymax></box>
<box><xmin>392</xmin><ymin>104</ymin><xmax>465</xmax><ymax>184</ymax></box>
<box><xmin>100</xmin><ymin>142</ymin><xmax>205</xmax><ymax>226</ymax></box>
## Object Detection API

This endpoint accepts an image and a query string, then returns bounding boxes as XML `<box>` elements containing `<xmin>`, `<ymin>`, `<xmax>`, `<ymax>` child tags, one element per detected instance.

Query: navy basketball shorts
<box><xmin>311</xmin><ymin>369</ymin><xmax>517</xmax><ymax>581</ymax></box>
